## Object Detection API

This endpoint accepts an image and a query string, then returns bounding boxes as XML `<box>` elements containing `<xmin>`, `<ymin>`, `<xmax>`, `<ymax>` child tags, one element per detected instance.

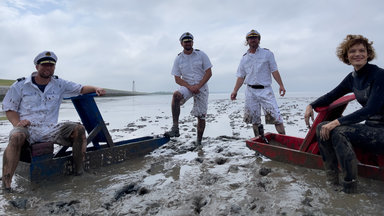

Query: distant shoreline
<box><xmin>0</xmin><ymin>86</ymin><xmax>171</xmax><ymax>119</ymax></box>
<box><xmin>0</xmin><ymin>85</ymin><xmax>171</xmax><ymax>101</ymax></box>
<box><xmin>0</xmin><ymin>86</ymin><xmax>9</xmax><ymax>101</ymax></box>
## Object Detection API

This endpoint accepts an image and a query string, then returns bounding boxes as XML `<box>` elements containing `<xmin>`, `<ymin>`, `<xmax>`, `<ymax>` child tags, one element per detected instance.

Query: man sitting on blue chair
<box><xmin>2</xmin><ymin>51</ymin><xmax>105</xmax><ymax>191</ymax></box>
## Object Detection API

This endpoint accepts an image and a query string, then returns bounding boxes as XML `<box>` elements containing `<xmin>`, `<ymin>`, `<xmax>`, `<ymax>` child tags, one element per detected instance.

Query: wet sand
<box><xmin>0</xmin><ymin>93</ymin><xmax>383</xmax><ymax>215</ymax></box>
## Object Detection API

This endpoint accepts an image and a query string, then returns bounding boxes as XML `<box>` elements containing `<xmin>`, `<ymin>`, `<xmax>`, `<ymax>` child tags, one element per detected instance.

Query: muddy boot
<box><xmin>343</xmin><ymin>179</ymin><xmax>357</xmax><ymax>194</ymax></box>
<box><xmin>164</xmin><ymin>125</ymin><xmax>180</xmax><ymax>138</ymax></box>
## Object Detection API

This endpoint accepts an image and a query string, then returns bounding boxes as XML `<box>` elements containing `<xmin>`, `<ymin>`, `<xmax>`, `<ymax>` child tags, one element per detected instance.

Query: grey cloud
<box><xmin>1</xmin><ymin>0</ymin><xmax>384</xmax><ymax>93</ymax></box>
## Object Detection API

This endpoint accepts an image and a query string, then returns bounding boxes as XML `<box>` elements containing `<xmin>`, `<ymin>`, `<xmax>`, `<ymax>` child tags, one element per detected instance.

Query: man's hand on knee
<box><xmin>16</xmin><ymin>120</ymin><xmax>31</xmax><ymax>127</ymax></box>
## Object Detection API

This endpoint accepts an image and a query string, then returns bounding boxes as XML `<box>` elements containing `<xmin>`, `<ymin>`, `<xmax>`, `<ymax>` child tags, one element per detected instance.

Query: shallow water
<box><xmin>0</xmin><ymin>92</ymin><xmax>383</xmax><ymax>215</ymax></box>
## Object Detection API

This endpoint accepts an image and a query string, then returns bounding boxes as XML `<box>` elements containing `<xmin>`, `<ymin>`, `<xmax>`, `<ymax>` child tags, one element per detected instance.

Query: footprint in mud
<box><xmin>9</xmin><ymin>198</ymin><xmax>28</xmax><ymax>209</ymax></box>
<box><xmin>259</xmin><ymin>167</ymin><xmax>272</xmax><ymax>176</ymax></box>
<box><xmin>200</xmin><ymin>173</ymin><xmax>220</xmax><ymax>186</ymax></box>
<box><xmin>255</xmin><ymin>174</ymin><xmax>273</xmax><ymax>191</ymax></box>
<box><xmin>229</xmin><ymin>182</ymin><xmax>241</xmax><ymax>190</ymax></box>
<box><xmin>162</xmin><ymin>140</ymin><xmax>201</xmax><ymax>154</ymax></box>
<box><xmin>112</xmin><ymin>122</ymin><xmax>143</xmax><ymax>132</ymax></box>
<box><xmin>228</xmin><ymin>165</ymin><xmax>239</xmax><ymax>173</ymax></box>
<box><xmin>192</xmin><ymin>195</ymin><xmax>208</xmax><ymax>214</ymax></box>
<box><xmin>215</xmin><ymin>146</ymin><xmax>224</xmax><ymax>153</ymax></box>
<box><xmin>257</xmin><ymin>181</ymin><xmax>267</xmax><ymax>191</ymax></box>
<box><xmin>44</xmin><ymin>200</ymin><xmax>81</xmax><ymax>215</ymax></box>
<box><xmin>215</xmin><ymin>157</ymin><xmax>228</xmax><ymax>165</ymax></box>
<box><xmin>230</xmin><ymin>204</ymin><xmax>242</xmax><ymax>214</ymax></box>
<box><xmin>301</xmin><ymin>197</ymin><xmax>313</xmax><ymax>207</ymax></box>
<box><xmin>103</xmin><ymin>183</ymin><xmax>150</xmax><ymax>210</ymax></box>
<box><xmin>215</xmin><ymin>135</ymin><xmax>243</xmax><ymax>141</ymax></box>
<box><xmin>195</xmin><ymin>157</ymin><xmax>204</xmax><ymax>163</ymax></box>
<box><xmin>301</xmin><ymin>189</ymin><xmax>313</xmax><ymax>207</ymax></box>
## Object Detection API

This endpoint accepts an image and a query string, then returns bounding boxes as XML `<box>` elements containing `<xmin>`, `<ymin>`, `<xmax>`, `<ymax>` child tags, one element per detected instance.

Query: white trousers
<box><xmin>178</xmin><ymin>85</ymin><xmax>209</xmax><ymax>119</ymax></box>
<box><xmin>244</xmin><ymin>85</ymin><xmax>283</xmax><ymax>125</ymax></box>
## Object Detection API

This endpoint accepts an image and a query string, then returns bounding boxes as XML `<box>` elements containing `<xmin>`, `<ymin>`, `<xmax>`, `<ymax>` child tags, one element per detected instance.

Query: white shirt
<box><xmin>171</xmin><ymin>49</ymin><xmax>212</xmax><ymax>86</ymax></box>
<box><xmin>236</xmin><ymin>47</ymin><xmax>278</xmax><ymax>87</ymax></box>
<box><xmin>2</xmin><ymin>72</ymin><xmax>82</xmax><ymax>143</ymax></box>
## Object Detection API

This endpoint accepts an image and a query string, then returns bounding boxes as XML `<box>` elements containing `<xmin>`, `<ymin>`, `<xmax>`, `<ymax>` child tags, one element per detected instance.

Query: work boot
<box><xmin>164</xmin><ymin>125</ymin><xmax>180</xmax><ymax>138</ymax></box>
<box><xmin>343</xmin><ymin>179</ymin><xmax>357</xmax><ymax>194</ymax></box>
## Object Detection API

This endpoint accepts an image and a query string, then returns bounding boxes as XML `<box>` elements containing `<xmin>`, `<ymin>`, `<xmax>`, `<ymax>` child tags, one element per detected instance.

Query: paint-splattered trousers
<box><xmin>10</xmin><ymin>121</ymin><xmax>81</xmax><ymax>146</ymax></box>
<box><xmin>178</xmin><ymin>85</ymin><xmax>209</xmax><ymax>119</ymax></box>
<box><xmin>243</xmin><ymin>85</ymin><xmax>283</xmax><ymax>125</ymax></box>
<box><xmin>317</xmin><ymin>121</ymin><xmax>384</xmax><ymax>181</ymax></box>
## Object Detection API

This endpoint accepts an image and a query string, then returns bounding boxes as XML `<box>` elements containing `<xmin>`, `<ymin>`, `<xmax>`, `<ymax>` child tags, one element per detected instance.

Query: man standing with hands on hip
<box><xmin>165</xmin><ymin>32</ymin><xmax>213</xmax><ymax>146</ymax></box>
<box><xmin>231</xmin><ymin>29</ymin><xmax>286</xmax><ymax>138</ymax></box>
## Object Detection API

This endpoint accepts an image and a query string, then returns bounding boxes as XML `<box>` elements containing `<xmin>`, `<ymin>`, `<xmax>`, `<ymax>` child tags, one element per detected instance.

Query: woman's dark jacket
<box><xmin>310</xmin><ymin>63</ymin><xmax>384</xmax><ymax>126</ymax></box>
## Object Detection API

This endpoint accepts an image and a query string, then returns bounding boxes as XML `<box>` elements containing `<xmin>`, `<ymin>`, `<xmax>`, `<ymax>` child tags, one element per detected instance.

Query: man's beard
<box><xmin>40</xmin><ymin>73</ymin><xmax>52</xmax><ymax>79</ymax></box>
<box><xmin>250</xmin><ymin>43</ymin><xmax>259</xmax><ymax>49</ymax></box>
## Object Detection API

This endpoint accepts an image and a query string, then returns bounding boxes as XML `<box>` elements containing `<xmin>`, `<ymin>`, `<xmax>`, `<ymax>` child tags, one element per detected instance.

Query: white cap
<box><xmin>246</xmin><ymin>29</ymin><xmax>260</xmax><ymax>39</ymax></box>
<box><xmin>33</xmin><ymin>51</ymin><xmax>58</xmax><ymax>65</ymax></box>
<box><xmin>179</xmin><ymin>32</ymin><xmax>194</xmax><ymax>42</ymax></box>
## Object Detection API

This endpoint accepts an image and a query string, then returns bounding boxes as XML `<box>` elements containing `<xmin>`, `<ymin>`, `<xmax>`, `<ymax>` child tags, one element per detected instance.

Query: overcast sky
<box><xmin>1</xmin><ymin>0</ymin><xmax>384</xmax><ymax>94</ymax></box>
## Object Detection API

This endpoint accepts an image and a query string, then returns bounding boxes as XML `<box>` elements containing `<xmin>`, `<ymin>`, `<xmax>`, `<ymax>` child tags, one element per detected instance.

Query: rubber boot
<box><xmin>343</xmin><ymin>179</ymin><xmax>357</xmax><ymax>194</ymax></box>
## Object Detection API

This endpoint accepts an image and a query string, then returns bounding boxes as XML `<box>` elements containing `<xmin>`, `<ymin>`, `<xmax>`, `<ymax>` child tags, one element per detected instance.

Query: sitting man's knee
<box><xmin>10</xmin><ymin>132</ymin><xmax>27</xmax><ymax>139</ymax></box>
<box><xmin>9</xmin><ymin>131</ymin><xmax>28</xmax><ymax>147</ymax></box>
<box><xmin>74</xmin><ymin>124</ymin><xmax>86</xmax><ymax>135</ymax></box>
<box><xmin>70</xmin><ymin>124</ymin><xmax>85</xmax><ymax>139</ymax></box>
<box><xmin>173</xmin><ymin>91</ymin><xmax>183</xmax><ymax>101</ymax></box>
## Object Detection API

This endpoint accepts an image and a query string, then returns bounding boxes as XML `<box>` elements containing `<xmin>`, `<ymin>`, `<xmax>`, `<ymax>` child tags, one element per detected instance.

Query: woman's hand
<box><xmin>320</xmin><ymin>120</ymin><xmax>340</xmax><ymax>141</ymax></box>
<box><xmin>304</xmin><ymin>105</ymin><xmax>314</xmax><ymax>128</ymax></box>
